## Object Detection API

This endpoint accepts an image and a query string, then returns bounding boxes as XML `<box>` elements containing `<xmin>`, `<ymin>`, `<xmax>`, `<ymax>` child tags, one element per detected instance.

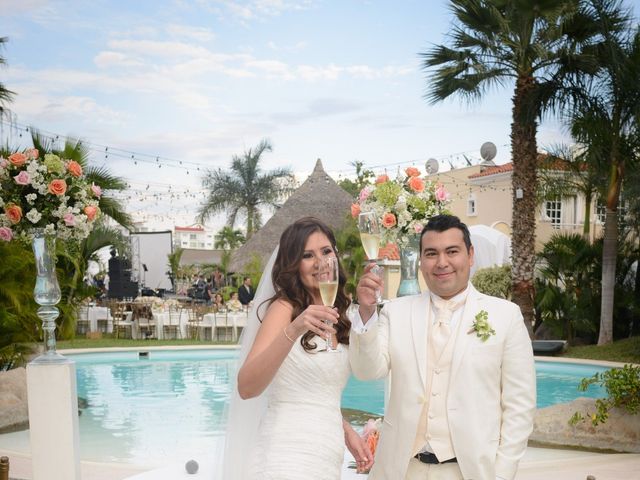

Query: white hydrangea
<box><xmin>26</xmin><ymin>193</ymin><xmax>38</xmax><ymax>205</ymax></box>
<box><xmin>26</xmin><ymin>208</ymin><xmax>42</xmax><ymax>224</ymax></box>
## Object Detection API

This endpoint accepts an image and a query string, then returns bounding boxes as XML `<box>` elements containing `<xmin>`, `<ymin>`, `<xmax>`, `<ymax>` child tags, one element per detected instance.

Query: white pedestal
<box><xmin>26</xmin><ymin>361</ymin><xmax>81</xmax><ymax>480</ymax></box>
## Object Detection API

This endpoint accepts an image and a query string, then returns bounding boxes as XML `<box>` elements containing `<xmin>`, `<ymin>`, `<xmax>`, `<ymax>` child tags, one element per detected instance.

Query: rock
<box><xmin>0</xmin><ymin>367</ymin><xmax>28</xmax><ymax>433</ymax></box>
<box><xmin>530</xmin><ymin>397</ymin><xmax>640</xmax><ymax>453</ymax></box>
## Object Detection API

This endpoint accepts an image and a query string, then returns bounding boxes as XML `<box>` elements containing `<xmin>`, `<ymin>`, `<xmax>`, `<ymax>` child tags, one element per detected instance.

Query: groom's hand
<box><xmin>356</xmin><ymin>264</ymin><xmax>383</xmax><ymax>323</ymax></box>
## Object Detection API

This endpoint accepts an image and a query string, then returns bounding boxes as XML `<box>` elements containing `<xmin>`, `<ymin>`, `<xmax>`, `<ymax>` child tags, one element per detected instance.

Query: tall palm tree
<box><xmin>198</xmin><ymin>139</ymin><xmax>294</xmax><ymax>238</ymax></box>
<box><xmin>568</xmin><ymin>0</ymin><xmax>640</xmax><ymax>344</ymax></box>
<box><xmin>214</xmin><ymin>226</ymin><xmax>246</xmax><ymax>250</ymax></box>
<box><xmin>0</xmin><ymin>37</ymin><xmax>15</xmax><ymax>109</ymax></box>
<box><xmin>421</xmin><ymin>0</ymin><xmax>597</xmax><ymax>335</ymax></box>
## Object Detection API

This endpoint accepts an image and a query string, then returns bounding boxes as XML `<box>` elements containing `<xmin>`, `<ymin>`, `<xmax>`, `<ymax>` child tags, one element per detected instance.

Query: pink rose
<box><xmin>8</xmin><ymin>153</ymin><xmax>27</xmax><ymax>167</ymax></box>
<box><xmin>66</xmin><ymin>160</ymin><xmax>83</xmax><ymax>177</ymax></box>
<box><xmin>91</xmin><ymin>183</ymin><xmax>102</xmax><ymax>198</ymax></box>
<box><xmin>381</xmin><ymin>212</ymin><xmax>396</xmax><ymax>229</ymax></box>
<box><xmin>408</xmin><ymin>176</ymin><xmax>425</xmax><ymax>193</ymax></box>
<box><xmin>48</xmin><ymin>179</ymin><xmax>67</xmax><ymax>196</ymax></box>
<box><xmin>0</xmin><ymin>227</ymin><xmax>13</xmax><ymax>242</ymax></box>
<box><xmin>0</xmin><ymin>158</ymin><xmax>8</xmax><ymax>168</ymax></box>
<box><xmin>84</xmin><ymin>205</ymin><xmax>99</xmax><ymax>221</ymax></box>
<box><xmin>64</xmin><ymin>213</ymin><xmax>76</xmax><ymax>226</ymax></box>
<box><xmin>358</xmin><ymin>187</ymin><xmax>371</xmax><ymax>202</ymax></box>
<box><xmin>5</xmin><ymin>204</ymin><xmax>23</xmax><ymax>224</ymax></box>
<box><xmin>413</xmin><ymin>223</ymin><xmax>423</xmax><ymax>234</ymax></box>
<box><xmin>375</xmin><ymin>174</ymin><xmax>389</xmax><ymax>184</ymax></box>
<box><xmin>351</xmin><ymin>203</ymin><xmax>361</xmax><ymax>218</ymax></box>
<box><xmin>25</xmin><ymin>148</ymin><xmax>39</xmax><ymax>159</ymax></box>
<box><xmin>405</xmin><ymin>167</ymin><xmax>420</xmax><ymax>177</ymax></box>
<box><xmin>13</xmin><ymin>171</ymin><xmax>31</xmax><ymax>185</ymax></box>
<box><xmin>435</xmin><ymin>185</ymin><xmax>449</xmax><ymax>202</ymax></box>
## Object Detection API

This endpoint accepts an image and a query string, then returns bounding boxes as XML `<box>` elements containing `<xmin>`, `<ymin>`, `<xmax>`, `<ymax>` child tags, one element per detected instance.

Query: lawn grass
<box><xmin>561</xmin><ymin>336</ymin><xmax>640</xmax><ymax>364</ymax></box>
<box><xmin>57</xmin><ymin>337</ymin><xmax>236</xmax><ymax>349</ymax></box>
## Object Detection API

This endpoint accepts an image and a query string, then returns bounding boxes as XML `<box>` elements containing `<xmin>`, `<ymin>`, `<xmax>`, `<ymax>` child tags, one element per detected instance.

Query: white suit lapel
<box><xmin>410</xmin><ymin>293</ymin><xmax>431</xmax><ymax>391</ymax></box>
<box><xmin>451</xmin><ymin>285</ymin><xmax>482</xmax><ymax>381</ymax></box>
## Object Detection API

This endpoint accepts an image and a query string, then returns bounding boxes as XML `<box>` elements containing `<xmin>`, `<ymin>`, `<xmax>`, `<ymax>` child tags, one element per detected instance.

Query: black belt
<box><xmin>414</xmin><ymin>452</ymin><xmax>457</xmax><ymax>464</ymax></box>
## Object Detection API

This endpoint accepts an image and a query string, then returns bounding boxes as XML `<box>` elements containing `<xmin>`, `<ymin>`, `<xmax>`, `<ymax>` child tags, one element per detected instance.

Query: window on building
<box><xmin>189</xmin><ymin>234</ymin><xmax>197</xmax><ymax>240</ymax></box>
<box><xmin>545</xmin><ymin>197</ymin><xmax>562</xmax><ymax>229</ymax></box>
<box><xmin>467</xmin><ymin>194</ymin><xmax>477</xmax><ymax>216</ymax></box>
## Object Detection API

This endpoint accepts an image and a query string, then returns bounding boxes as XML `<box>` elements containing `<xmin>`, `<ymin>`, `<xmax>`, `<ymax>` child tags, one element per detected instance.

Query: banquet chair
<box><xmin>134</xmin><ymin>303</ymin><xmax>155</xmax><ymax>339</ymax></box>
<box><xmin>186</xmin><ymin>306</ymin><xmax>205</xmax><ymax>340</ymax></box>
<box><xmin>95</xmin><ymin>304</ymin><xmax>111</xmax><ymax>334</ymax></box>
<box><xmin>110</xmin><ymin>302</ymin><xmax>132</xmax><ymax>339</ymax></box>
<box><xmin>164</xmin><ymin>305</ymin><xmax>182</xmax><ymax>340</ymax></box>
<box><xmin>76</xmin><ymin>305</ymin><xmax>90</xmax><ymax>336</ymax></box>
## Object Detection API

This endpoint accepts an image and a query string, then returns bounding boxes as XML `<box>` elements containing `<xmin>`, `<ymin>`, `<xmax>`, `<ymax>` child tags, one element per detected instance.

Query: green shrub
<box><xmin>472</xmin><ymin>264</ymin><xmax>511</xmax><ymax>299</ymax></box>
<box><xmin>569</xmin><ymin>364</ymin><xmax>640</xmax><ymax>426</ymax></box>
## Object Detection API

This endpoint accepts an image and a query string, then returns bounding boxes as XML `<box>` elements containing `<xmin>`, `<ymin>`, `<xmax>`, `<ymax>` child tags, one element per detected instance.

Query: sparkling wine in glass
<box><xmin>318</xmin><ymin>256</ymin><xmax>339</xmax><ymax>352</ymax></box>
<box><xmin>358</xmin><ymin>211</ymin><xmax>385</xmax><ymax>304</ymax></box>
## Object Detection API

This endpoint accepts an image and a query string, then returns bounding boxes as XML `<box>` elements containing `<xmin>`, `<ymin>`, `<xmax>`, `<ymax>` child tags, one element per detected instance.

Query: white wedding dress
<box><xmin>247</xmin><ymin>336</ymin><xmax>351</xmax><ymax>479</ymax></box>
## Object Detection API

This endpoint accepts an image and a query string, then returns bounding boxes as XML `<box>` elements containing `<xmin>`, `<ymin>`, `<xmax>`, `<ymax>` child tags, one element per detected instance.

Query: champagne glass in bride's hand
<box><xmin>358</xmin><ymin>212</ymin><xmax>385</xmax><ymax>304</ymax></box>
<box><xmin>318</xmin><ymin>256</ymin><xmax>339</xmax><ymax>352</ymax></box>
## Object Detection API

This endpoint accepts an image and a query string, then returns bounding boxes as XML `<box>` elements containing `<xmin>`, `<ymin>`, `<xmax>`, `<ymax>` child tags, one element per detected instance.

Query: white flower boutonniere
<box><xmin>468</xmin><ymin>310</ymin><xmax>495</xmax><ymax>341</ymax></box>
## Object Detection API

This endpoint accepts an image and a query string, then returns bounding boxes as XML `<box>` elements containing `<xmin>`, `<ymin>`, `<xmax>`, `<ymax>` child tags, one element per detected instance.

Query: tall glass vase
<box><xmin>31</xmin><ymin>230</ymin><xmax>68</xmax><ymax>364</ymax></box>
<box><xmin>396</xmin><ymin>234</ymin><xmax>421</xmax><ymax>297</ymax></box>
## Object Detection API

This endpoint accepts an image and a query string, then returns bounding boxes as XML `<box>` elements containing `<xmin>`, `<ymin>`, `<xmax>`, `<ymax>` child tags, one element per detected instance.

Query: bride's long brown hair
<box><xmin>264</xmin><ymin>217</ymin><xmax>351</xmax><ymax>352</ymax></box>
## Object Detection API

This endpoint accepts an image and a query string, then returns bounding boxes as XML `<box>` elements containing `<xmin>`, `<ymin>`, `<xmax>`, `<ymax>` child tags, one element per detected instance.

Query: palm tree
<box><xmin>198</xmin><ymin>139</ymin><xmax>294</xmax><ymax>238</ymax></box>
<box><xmin>421</xmin><ymin>0</ymin><xmax>597</xmax><ymax>335</ymax></box>
<box><xmin>214</xmin><ymin>226</ymin><xmax>246</xmax><ymax>250</ymax></box>
<box><xmin>568</xmin><ymin>0</ymin><xmax>640</xmax><ymax>344</ymax></box>
<box><xmin>0</xmin><ymin>37</ymin><xmax>15</xmax><ymax>109</ymax></box>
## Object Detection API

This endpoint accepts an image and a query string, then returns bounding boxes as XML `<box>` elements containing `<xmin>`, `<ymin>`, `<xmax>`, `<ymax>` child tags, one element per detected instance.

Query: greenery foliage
<box><xmin>569</xmin><ymin>364</ymin><xmax>640</xmax><ymax>426</ymax></box>
<box><xmin>472</xmin><ymin>264</ymin><xmax>511</xmax><ymax>299</ymax></box>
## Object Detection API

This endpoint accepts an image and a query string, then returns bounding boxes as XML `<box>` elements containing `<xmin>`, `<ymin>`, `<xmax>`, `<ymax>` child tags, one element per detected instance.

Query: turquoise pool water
<box><xmin>22</xmin><ymin>350</ymin><xmax>611</xmax><ymax>465</ymax></box>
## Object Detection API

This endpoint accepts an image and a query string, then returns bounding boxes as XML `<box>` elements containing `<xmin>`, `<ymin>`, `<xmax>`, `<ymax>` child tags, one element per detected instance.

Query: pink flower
<box><xmin>408</xmin><ymin>176</ymin><xmax>425</xmax><ymax>193</ymax></box>
<box><xmin>25</xmin><ymin>148</ymin><xmax>39</xmax><ymax>159</ymax></box>
<box><xmin>413</xmin><ymin>223</ymin><xmax>423</xmax><ymax>234</ymax></box>
<box><xmin>405</xmin><ymin>167</ymin><xmax>420</xmax><ymax>177</ymax></box>
<box><xmin>66</xmin><ymin>160</ymin><xmax>83</xmax><ymax>177</ymax></box>
<box><xmin>8</xmin><ymin>153</ymin><xmax>27</xmax><ymax>167</ymax></box>
<box><xmin>435</xmin><ymin>185</ymin><xmax>449</xmax><ymax>202</ymax></box>
<box><xmin>351</xmin><ymin>203</ymin><xmax>361</xmax><ymax>218</ymax></box>
<box><xmin>13</xmin><ymin>171</ymin><xmax>31</xmax><ymax>185</ymax></box>
<box><xmin>0</xmin><ymin>158</ymin><xmax>8</xmax><ymax>168</ymax></box>
<box><xmin>63</xmin><ymin>213</ymin><xmax>76</xmax><ymax>226</ymax></box>
<box><xmin>91</xmin><ymin>183</ymin><xmax>102</xmax><ymax>198</ymax></box>
<box><xmin>48</xmin><ymin>179</ymin><xmax>67</xmax><ymax>196</ymax></box>
<box><xmin>84</xmin><ymin>205</ymin><xmax>99</xmax><ymax>221</ymax></box>
<box><xmin>0</xmin><ymin>227</ymin><xmax>13</xmax><ymax>242</ymax></box>
<box><xmin>358</xmin><ymin>187</ymin><xmax>371</xmax><ymax>202</ymax></box>
<box><xmin>375</xmin><ymin>174</ymin><xmax>389</xmax><ymax>185</ymax></box>
<box><xmin>381</xmin><ymin>212</ymin><xmax>396</xmax><ymax>229</ymax></box>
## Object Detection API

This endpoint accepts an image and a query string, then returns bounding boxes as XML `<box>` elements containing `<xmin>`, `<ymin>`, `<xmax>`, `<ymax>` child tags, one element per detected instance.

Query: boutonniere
<box><xmin>467</xmin><ymin>310</ymin><xmax>495</xmax><ymax>341</ymax></box>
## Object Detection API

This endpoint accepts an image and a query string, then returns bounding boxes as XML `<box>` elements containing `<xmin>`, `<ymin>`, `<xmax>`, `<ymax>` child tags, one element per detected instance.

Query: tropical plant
<box><xmin>421</xmin><ymin>0</ymin><xmax>599</xmax><ymax>336</ymax></box>
<box><xmin>472</xmin><ymin>264</ymin><xmax>511</xmax><ymax>299</ymax></box>
<box><xmin>337</xmin><ymin>161</ymin><xmax>375</xmax><ymax>198</ymax></box>
<box><xmin>198</xmin><ymin>139</ymin><xmax>294</xmax><ymax>238</ymax></box>
<box><xmin>214</xmin><ymin>226</ymin><xmax>245</xmax><ymax>250</ymax></box>
<box><xmin>0</xmin><ymin>37</ymin><xmax>15</xmax><ymax>108</ymax></box>
<box><xmin>167</xmin><ymin>247</ymin><xmax>184</xmax><ymax>292</ymax></box>
<box><xmin>334</xmin><ymin>216</ymin><xmax>367</xmax><ymax>297</ymax></box>
<box><xmin>567</xmin><ymin>0</ymin><xmax>640</xmax><ymax>344</ymax></box>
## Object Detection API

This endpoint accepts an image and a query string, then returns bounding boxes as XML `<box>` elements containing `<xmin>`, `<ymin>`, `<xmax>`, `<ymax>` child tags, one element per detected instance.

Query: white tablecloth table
<box><xmin>202</xmin><ymin>312</ymin><xmax>247</xmax><ymax>341</ymax></box>
<box><xmin>150</xmin><ymin>310</ymin><xmax>189</xmax><ymax>340</ymax></box>
<box><xmin>87</xmin><ymin>306</ymin><xmax>113</xmax><ymax>333</ymax></box>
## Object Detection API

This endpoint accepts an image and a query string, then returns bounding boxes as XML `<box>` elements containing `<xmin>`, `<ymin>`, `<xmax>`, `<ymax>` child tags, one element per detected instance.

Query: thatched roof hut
<box><xmin>229</xmin><ymin>159</ymin><xmax>353</xmax><ymax>272</ymax></box>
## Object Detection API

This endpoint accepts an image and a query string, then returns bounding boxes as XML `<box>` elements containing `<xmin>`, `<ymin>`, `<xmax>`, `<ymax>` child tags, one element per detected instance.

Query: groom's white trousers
<box><xmin>404</xmin><ymin>457</ymin><xmax>464</xmax><ymax>480</ymax></box>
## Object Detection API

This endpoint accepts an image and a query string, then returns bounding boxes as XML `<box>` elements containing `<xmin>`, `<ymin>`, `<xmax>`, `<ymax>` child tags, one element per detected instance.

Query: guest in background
<box><xmin>238</xmin><ymin>277</ymin><xmax>255</xmax><ymax>305</ymax></box>
<box><xmin>227</xmin><ymin>291</ymin><xmax>243</xmax><ymax>312</ymax></box>
<box><xmin>213</xmin><ymin>293</ymin><xmax>225</xmax><ymax>312</ymax></box>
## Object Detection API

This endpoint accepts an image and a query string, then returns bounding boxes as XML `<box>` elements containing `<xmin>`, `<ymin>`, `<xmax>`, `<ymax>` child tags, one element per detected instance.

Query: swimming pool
<box><xmin>0</xmin><ymin>349</ymin><xmax>610</xmax><ymax>466</ymax></box>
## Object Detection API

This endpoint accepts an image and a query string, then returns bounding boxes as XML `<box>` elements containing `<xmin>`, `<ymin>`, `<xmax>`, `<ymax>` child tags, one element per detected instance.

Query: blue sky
<box><xmin>1</xmin><ymin>0</ymin><xmax>638</xmax><ymax>231</ymax></box>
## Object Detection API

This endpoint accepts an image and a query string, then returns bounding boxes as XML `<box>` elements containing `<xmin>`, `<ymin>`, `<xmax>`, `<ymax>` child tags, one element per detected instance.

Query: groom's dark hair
<box><xmin>421</xmin><ymin>215</ymin><xmax>472</xmax><ymax>251</ymax></box>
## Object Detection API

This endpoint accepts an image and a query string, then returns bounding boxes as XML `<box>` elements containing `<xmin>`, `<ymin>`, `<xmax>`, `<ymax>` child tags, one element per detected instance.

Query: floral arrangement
<box><xmin>0</xmin><ymin>148</ymin><xmax>101</xmax><ymax>243</ymax></box>
<box><xmin>351</xmin><ymin>167</ymin><xmax>450</xmax><ymax>246</ymax></box>
<box><xmin>358</xmin><ymin>418</ymin><xmax>381</xmax><ymax>473</ymax></box>
<box><xmin>468</xmin><ymin>310</ymin><xmax>495</xmax><ymax>341</ymax></box>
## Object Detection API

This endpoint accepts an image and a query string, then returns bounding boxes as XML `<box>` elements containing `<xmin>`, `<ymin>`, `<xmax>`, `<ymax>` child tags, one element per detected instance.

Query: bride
<box><xmin>222</xmin><ymin>217</ymin><xmax>373</xmax><ymax>479</ymax></box>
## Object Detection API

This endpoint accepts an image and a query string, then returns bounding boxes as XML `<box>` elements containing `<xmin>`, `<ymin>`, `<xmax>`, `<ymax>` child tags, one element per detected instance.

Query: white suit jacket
<box><xmin>349</xmin><ymin>285</ymin><xmax>536</xmax><ymax>480</ymax></box>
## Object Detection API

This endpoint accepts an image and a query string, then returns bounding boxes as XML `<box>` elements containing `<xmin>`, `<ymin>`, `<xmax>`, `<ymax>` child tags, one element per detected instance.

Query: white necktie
<box><xmin>430</xmin><ymin>298</ymin><xmax>462</xmax><ymax>358</ymax></box>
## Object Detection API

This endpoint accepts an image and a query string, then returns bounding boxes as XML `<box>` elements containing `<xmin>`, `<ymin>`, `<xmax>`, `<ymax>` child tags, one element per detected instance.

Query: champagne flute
<box><xmin>318</xmin><ymin>256</ymin><xmax>339</xmax><ymax>352</ymax></box>
<box><xmin>358</xmin><ymin>211</ymin><xmax>385</xmax><ymax>304</ymax></box>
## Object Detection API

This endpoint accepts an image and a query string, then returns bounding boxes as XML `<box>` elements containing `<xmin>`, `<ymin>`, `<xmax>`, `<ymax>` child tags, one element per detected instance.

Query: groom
<box><xmin>350</xmin><ymin>215</ymin><xmax>536</xmax><ymax>480</ymax></box>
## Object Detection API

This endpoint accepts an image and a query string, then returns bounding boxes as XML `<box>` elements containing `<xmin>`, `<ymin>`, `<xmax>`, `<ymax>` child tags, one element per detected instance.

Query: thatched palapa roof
<box><xmin>229</xmin><ymin>159</ymin><xmax>353</xmax><ymax>272</ymax></box>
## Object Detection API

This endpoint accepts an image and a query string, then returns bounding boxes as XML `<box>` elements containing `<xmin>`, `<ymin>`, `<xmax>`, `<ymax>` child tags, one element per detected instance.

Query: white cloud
<box><xmin>0</xmin><ymin>0</ymin><xmax>51</xmax><ymax>16</ymax></box>
<box><xmin>94</xmin><ymin>51</ymin><xmax>145</xmax><ymax>69</ymax></box>
<box><xmin>166</xmin><ymin>24</ymin><xmax>216</xmax><ymax>42</ymax></box>
<box><xmin>195</xmin><ymin>0</ymin><xmax>316</xmax><ymax>21</ymax></box>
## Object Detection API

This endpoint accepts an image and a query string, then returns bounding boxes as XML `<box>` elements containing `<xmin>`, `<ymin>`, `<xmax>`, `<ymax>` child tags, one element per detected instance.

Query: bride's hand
<box><xmin>343</xmin><ymin>422</ymin><xmax>374</xmax><ymax>473</ymax></box>
<box><xmin>288</xmin><ymin>305</ymin><xmax>339</xmax><ymax>339</ymax></box>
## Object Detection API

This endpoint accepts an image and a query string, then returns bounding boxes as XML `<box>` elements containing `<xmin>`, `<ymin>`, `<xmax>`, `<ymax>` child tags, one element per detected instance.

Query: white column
<box><xmin>26</xmin><ymin>361</ymin><xmax>81</xmax><ymax>480</ymax></box>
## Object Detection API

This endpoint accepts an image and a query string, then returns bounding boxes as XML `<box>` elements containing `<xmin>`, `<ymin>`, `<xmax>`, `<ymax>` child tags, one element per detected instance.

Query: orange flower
<box><xmin>66</xmin><ymin>160</ymin><xmax>83</xmax><ymax>177</ymax></box>
<box><xmin>366</xmin><ymin>430</ymin><xmax>380</xmax><ymax>457</ymax></box>
<box><xmin>351</xmin><ymin>203</ymin><xmax>361</xmax><ymax>218</ymax></box>
<box><xmin>381</xmin><ymin>212</ymin><xmax>396</xmax><ymax>228</ymax></box>
<box><xmin>405</xmin><ymin>166</ymin><xmax>420</xmax><ymax>177</ymax></box>
<box><xmin>25</xmin><ymin>148</ymin><xmax>39</xmax><ymax>159</ymax></box>
<box><xmin>84</xmin><ymin>205</ymin><xmax>99</xmax><ymax>221</ymax></box>
<box><xmin>8</xmin><ymin>152</ymin><xmax>27</xmax><ymax>167</ymax></box>
<box><xmin>5</xmin><ymin>204</ymin><xmax>23</xmax><ymax>224</ymax></box>
<box><xmin>408</xmin><ymin>176</ymin><xmax>425</xmax><ymax>193</ymax></box>
<box><xmin>48</xmin><ymin>179</ymin><xmax>67</xmax><ymax>196</ymax></box>
<box><xmin>375</xmin><ymin>174</ymin><xmax>389</xmax><ymax>184</ymax></box>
